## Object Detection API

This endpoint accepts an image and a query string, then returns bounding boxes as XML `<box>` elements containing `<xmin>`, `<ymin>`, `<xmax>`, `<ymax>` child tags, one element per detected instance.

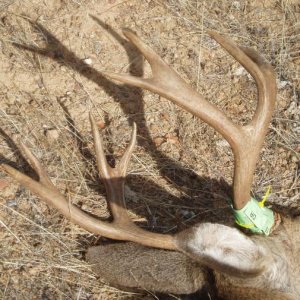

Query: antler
<box><xmin>103</xmin><ymin>30</ymin><xmax>277</xmax><ymax>209</ymax></box>
<box><xmin>0</xmin><ymin>30</ymin><xmax>277</xmax><ymax>259</ymax></box>
<box><xmin>1</xmin><ymin>113</ymin><xmax>176</xmax><ymax>250</ymax></box>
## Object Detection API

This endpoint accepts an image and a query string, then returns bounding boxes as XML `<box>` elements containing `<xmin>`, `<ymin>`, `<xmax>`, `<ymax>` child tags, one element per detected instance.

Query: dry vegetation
<box><xmin>0</xmin><ymin>0</ymin><xmax>299</xmax><ymax>299</ymax></box>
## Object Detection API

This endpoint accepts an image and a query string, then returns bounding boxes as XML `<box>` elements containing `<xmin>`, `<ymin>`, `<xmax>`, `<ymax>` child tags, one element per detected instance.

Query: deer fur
<box><xmin>87</xmin><ymin>216</ymin><xmax>300</xmax><ymax>299</ymax></box>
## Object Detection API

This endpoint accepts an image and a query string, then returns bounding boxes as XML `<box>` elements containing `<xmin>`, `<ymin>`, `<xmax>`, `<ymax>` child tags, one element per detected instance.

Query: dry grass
<box><xmin>0</xmin><ymin>0</ymin><xmax>299</xmax><ymax>299</ymax></box>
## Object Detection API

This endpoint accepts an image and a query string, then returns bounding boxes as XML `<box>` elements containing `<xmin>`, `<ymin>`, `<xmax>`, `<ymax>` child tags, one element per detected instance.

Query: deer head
<box><xmin>1</xmin><ymin>30</ymin><xmax>299</xmax><ymax>299</ymax></box>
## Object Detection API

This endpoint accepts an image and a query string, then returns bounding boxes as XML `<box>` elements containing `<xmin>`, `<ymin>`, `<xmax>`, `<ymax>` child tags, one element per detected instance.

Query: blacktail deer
<box><xmin>1</xmin><ymin>30</ymin><xmax>299</xmax><ymax>299</ymax></box>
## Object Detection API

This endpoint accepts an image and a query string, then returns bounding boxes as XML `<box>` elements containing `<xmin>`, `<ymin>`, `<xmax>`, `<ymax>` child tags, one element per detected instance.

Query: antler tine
<box><xmin>90</xmin><ymin>112</ymin><xmax>137</xmax><ymax>179</ymax></box>
<box><xmin>118</xmin><ymin>122</ymin><xmax>137</xmax><ymax>177</ymax></box>
<box><xmin>1</xmin><ymin>118</ymin><xmax>176</xmax><ymax>250</ymax></box>
<box><xmin>103</xmin><ymin>30</ymin><xmax>276</xmax><ymax>210</ymax></box>
<box><xmin>1</xmin><ymin>158</ymin><xmax>83</xmax><ymax>222</ymax></box>
<box><xmin>208</xmin><ymin>31</ymin><xmax>276</xmax><ymax>131</ymax></box>
<box><xmin>18</xmin><ymin>142</ymin><xmax>55</xmax><ymax>189</ymax></box>
<box><xmin>103</xmin><ymin>29</ymin><xmax>242</xmax><ymax>149</ymax></box>
<box><xmin>90</xmin><ymin>112</ymin><xmax>136</xmax><ymax>223</ymax></box>
<box><xmin>89</xmin><ymin>113</ymin><xmax>111</xmax><ymax>179</ymax></box>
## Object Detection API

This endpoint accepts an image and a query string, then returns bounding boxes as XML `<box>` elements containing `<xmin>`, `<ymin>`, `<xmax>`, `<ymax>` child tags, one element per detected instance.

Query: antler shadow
<box><xmin>8</xmin><ymin>16</ymin><xmax>232</xmax><ymax>228</ymax></box>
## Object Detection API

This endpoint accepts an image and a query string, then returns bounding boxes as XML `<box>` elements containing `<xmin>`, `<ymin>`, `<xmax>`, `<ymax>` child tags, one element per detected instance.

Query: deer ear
<box><xmin>175</xmin><ymin>223</ymin><xmax>269</xmax><ymax>277</ymax></box>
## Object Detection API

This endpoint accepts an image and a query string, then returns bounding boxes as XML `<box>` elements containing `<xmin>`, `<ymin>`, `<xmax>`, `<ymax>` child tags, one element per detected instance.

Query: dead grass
<box><xmin>0</xmin><ymin>0</ymin><xmax>299</xmax><ymax>299</ymax></box>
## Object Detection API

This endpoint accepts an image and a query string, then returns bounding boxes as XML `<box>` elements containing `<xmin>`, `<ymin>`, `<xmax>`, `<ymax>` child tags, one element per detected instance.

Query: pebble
<box><xmin>0</xmin><ymin>179</ymin><xmax>9</xmax><ymax>190</ymax></box>
<box><xmin>83</xmin><ymin>58</ymin><xmax>92</xmax><ymax>65</ymax></box>
<box><xmin>45</xmin><ymin>128</ymin><xmax>59</xmax><ymax>142</ymax></box>
<box><xmin>6</xmin><ymin>199</ymin><xmax>17</xmax><ymax>207</ymax></box>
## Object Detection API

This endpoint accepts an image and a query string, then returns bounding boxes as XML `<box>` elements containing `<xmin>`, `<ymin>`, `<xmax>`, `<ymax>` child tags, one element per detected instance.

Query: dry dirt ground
<box><xmin>0</xmin><ymin>0</ymin><xmax>299</xmax><ymax>299</ymax></box>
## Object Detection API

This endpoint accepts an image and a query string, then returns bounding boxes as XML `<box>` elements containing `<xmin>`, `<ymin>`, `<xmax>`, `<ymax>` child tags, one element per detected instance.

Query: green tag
<box><xmin>232</xmin><ymin>198</ymin><xmax>275</xmax><ymax>235</ymax></box>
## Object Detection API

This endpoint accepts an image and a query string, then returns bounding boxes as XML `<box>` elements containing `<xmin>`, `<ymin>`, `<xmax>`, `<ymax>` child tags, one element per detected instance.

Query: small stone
<box><xmin>83</xmin><ymin>58</ymin><xmax>92</xmax><ymax>65</ymax></box>
<box><xmin>181</xmin><ymin>210</ymin><xmax>190</xmax><ymax>217</ymax></box>
<box><xmin>81</xmin><ymin>204</ymin><xmax>88</xmax><ymax>211</ymax></box>
<box><xmin>97</xmin><ymin>121</ymin><xmax>106</xmax><ymax>129</ymax></box>
<box><xmin>232</xmin><ymin>1</ymin><xmax>241</xmax><ymax>9</ymax></box>
<box><xmin>216</xmin><ymin>139</ymin><xmax>230</xmax><ymax>148</ymax></box>
<box><xmin>278</xmin><ymin>99</ymin><xmax>287</xmax><ymax>108</ymax></box>
<box><xmin>0</xmin><ymin>179</ymin><xmax>9</xmax><ymax>190</ymax></box>
<box><xmin>181</xmin><ymin>210</ymin><xmax>195</xmax><ymax>218</ymax></box>
<box><xmin>160</xmin><ymin>113</ymin><xmax>170</xmax><ymax>121</ymax></box>
<box><xmin>234</xmin><ymin>66</ymin><xmax>246</xmax><ymax>76</ymax></box>
<box><xmin>167</xmin><ymin>136</ymin><xmax>179</xmax><ymax>144</ymax></box>
<box><xmin>165</xmin><ymin>133</ymin><xmax>179</xmax><ymax>145</ymax></box>
<box><xmin>150</xmin><ymin>124</ymin><xmax>159</xmax><ymax>133</ymax></box>
<box><xmin>6</xmin><ymin>199</ymin><xmax>17</xmax><ymax>207</ymax></box>
<box><xmin>125</xmin><ymin>185</ymin><xmax>139</xmax><ymax>203</ymax></box>
<box><xmin>154</xmin><ymin>137</ymin><xmax>165</xmax><ymax>147</ymax></box>
<box><xmin>28</xmin><ymin>267</ymin><xmax>40</xmax><ymax>275</ymax></box>
<box><xmin>45</xmin><ymin>129</ymin><xmax>59</xmax><ymax>142</ymax></box>
<box><xmin>277</xmin><ymin>80</ymin><xmax>290</xmax><ymax>89</ymax></box>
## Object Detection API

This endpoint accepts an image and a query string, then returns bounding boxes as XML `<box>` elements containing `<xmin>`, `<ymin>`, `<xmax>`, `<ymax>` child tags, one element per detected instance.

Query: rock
<box><xmin>83</xmin><ymin>58</ymin><xmax>92</xmax><ymax>65</ymax></box>
<box><xmin>45</xmin><ymin>128</ymin><xmax>59</xmax><ymax>142</ymax></box>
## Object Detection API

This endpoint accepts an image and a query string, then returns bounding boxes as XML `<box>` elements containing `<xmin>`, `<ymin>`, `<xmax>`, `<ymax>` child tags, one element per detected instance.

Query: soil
<box><xmin>0</xmin><ymin>0</ymin><xmax>299</xmax><ymax>299</ymax></box>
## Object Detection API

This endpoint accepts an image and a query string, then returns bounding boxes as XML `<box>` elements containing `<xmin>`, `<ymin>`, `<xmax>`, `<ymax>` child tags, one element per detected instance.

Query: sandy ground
<box><xmin>0</xmin><ymin>0</ymin><xmax>299</xmax><ymax>299</ymax></box>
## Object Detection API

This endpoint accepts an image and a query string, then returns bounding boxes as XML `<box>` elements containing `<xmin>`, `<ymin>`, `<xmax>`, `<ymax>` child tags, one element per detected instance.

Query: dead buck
<box><xmin>1</xmin><ymin>30</ymin><xmax>300</xmax><ymax>299</ymax></box>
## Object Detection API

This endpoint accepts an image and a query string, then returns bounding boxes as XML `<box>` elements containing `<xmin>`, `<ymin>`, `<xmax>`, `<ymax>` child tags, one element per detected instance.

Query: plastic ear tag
<box><xmin>232</xmin><ymin>186</ymin><xmax>274</xmax><ymax>235</ymax></box>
